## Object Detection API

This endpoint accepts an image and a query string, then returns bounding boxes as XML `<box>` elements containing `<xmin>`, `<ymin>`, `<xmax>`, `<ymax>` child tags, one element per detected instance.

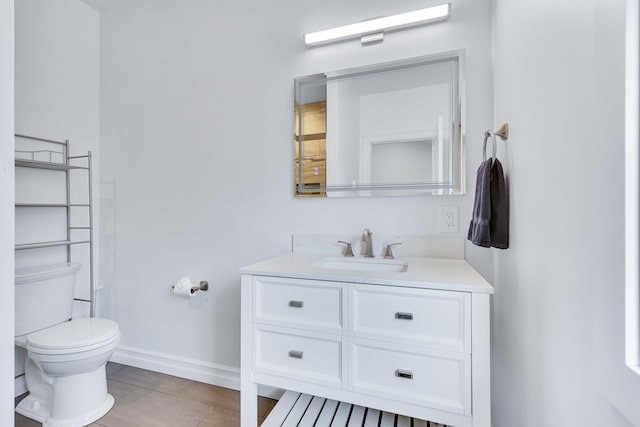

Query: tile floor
<box><xmin>15</xmin><ymin>363</ymin><xmax>277</xmax><ymax>427</ymax></box>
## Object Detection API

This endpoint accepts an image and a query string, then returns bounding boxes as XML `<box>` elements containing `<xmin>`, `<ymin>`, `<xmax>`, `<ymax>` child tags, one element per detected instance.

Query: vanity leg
<box><xmin>471</xmin><ymin>293</ymin><xmax>491</xmax><ymax>427</ymax></box>
<box><xmin>240</xmin><ymin>381</ymin><xmax>258</xmax><ymax>427</ymax></box>
<box><xmin>241</xmin><ymin>275</ymin><xmax>257</xmax><ymax>427</ymax></box>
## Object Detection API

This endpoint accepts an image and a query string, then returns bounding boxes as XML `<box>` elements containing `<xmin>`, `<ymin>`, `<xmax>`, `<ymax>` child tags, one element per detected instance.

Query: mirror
<box><xmin>294</xmin><ymin>51</ymin><xmax>465</xmax><ymax>197</ymax></box>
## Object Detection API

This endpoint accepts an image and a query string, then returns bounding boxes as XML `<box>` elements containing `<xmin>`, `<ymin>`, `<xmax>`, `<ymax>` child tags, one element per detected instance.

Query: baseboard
<box><xmin>110</xmin><ymin>345</ymin><xmax>241</xmax><ymax>391</ymax></box>
<box><xmin>15</xmin><ymin>374</ymin><xmax>27</xmax><ymax>397</ymax></box>
<box><xmin>109</xmin><ymin>345</ymin><xmax>283</xmax><ymax>399</ymax></box>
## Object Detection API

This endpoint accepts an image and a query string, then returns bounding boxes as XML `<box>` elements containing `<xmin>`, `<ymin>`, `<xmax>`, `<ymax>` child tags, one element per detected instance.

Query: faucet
<box><xmin>361</xmin><ymin>228</ymin><xmax>373</xmax><ymax>258</ymax></box>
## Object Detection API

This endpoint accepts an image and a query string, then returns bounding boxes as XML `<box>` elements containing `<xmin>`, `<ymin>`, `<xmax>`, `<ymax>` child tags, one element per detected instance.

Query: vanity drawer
<box><xmin>350</xmin><ymin>338</ymin><xmax>470</xmax><ymax>415</ymax></box>
<box><xmin>350</xmin><ymin>285</ymin><xmax>471</xmax><ymax>353</ymax></box>
<box><xmin>254</xmin><ymin>325</ymin><xmax>344</xmax><ymax>388</ymax></box>
<box><xmin>254</xmin><ymin>276</ymin><xmax>342</xmax><ymax>333</ymax></box>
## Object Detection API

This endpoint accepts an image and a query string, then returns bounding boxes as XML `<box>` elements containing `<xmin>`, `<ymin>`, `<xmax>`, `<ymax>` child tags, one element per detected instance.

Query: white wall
<box><xmin>0</xmin><ymin>0</ymin><xmax>15</xmax><ymax>422</ymax></box>
<box><xmin>14</xmin><ymin>0</ymin><xmax>100</xmax><ymax>304</ymax></box>
<box><xmin>492</xmin><ymin>0</ymin><xmax>640</xmax><ymax>425</ymax></box>
<box><xmin>14</xmin><ymin>0</ymin><xmax>100</xmax><ymax>381</ymax></box>
<box><xmin>99</xmin><ymin>0</ymin><xmax>494</xmax><ymax>383</ymax></box>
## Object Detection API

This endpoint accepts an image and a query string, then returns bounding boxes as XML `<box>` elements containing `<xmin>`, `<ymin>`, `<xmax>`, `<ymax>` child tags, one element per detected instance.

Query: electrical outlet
<box><xmin>438</xmin><ymin>206</ymin><xmax>459</xmax><ymax>233</ymax></box>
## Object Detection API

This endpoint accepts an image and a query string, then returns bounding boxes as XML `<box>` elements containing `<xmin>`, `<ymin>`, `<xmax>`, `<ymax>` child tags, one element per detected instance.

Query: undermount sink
<box><xmin>313</xmin><ymin>257</ymin><xmax>408</xmax><ymax>273</ymax></box>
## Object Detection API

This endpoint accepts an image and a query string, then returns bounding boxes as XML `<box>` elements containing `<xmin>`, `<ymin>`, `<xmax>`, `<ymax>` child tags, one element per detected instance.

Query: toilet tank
<box><xmin>15</xmin><ymin>262</ymin><xmax>82</xmax><ymax>337</ymax></box>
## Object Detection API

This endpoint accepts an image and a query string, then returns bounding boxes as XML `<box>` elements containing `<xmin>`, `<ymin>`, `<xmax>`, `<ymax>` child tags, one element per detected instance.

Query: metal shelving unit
<box><xmin>14</xmin><ymin>134</ymin><xmax>95</xmax><ymax>317</ymax></box>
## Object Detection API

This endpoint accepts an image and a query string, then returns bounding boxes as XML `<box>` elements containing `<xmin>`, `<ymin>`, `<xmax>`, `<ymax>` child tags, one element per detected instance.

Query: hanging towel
<box><xmin>468</xmin><ymin>158</ymin><xmax>509</xmax><ymax>249</ymax></box>
<box><xmin>489</xmin><ymin>159</ymin><xmax>509</xmax><ymax>249</ymax></box>
<box><xmin>468</xmin><ymin>159</ymin><xmax>493</xmax><ymax>247</ymax></box>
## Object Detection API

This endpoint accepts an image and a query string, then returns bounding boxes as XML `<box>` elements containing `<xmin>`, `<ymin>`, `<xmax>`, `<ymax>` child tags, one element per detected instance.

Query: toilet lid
<box><xmin>27</xmin><ymin>318</ymin><xmax>120</xmax><ymax>352</ymax></box>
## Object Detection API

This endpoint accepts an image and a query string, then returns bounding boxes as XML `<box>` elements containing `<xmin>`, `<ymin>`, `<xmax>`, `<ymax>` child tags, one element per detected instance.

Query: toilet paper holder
<box><xmin>193</xmin><ymin>281</ymin><xmax>209</xmax><ymax>293</ymax></box>
<box><xmin>172</xmin><ymin>280</ymin><xmax>209</xmax><ymax>295</ymax></box>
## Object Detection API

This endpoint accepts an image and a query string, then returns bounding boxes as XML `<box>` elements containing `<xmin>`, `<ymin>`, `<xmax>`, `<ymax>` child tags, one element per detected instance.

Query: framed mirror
<box><xmin>294</xmin><ymin>51</ymin><xmax>465</xmax><ymax>197</ymax></box>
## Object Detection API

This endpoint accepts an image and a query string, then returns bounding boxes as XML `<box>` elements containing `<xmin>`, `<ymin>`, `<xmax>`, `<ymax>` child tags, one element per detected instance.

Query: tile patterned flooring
<box><xmin>15</xmin><ymin>363</ymin><xmax>276</xmax><ymax>427</ymax></box>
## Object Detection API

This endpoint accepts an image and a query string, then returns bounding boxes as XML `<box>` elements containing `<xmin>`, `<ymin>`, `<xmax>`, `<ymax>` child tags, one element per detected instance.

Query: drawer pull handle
<box><xmin>395</xmin><ymin>369</ymin><xmax>413</xmax><ymax>380</ymax></box>
<box><xmin>289</xmin><ymin>300</ymin><xmax>304</xmax><ymax>308</ymax></box>
<box><xmin>395</xmin><ymin>312</ymin><xmax>413</xmax><ymax>320</ymax></box>
<box><xmin>288</xmin><ymin>350</ymin><xmax>304</xmax><ymax>359</ymax></box>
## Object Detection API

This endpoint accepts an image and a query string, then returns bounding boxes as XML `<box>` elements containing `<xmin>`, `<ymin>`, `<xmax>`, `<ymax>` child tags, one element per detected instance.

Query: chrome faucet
<box><xmin>361</xmin><ymin>228</ymin><xmax>373</xmax><ymax>258</ymax></box>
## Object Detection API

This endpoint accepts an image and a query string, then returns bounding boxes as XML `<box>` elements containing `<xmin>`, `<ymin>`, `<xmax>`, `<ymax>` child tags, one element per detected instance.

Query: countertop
<box><xmin>239</xmin><ymin>253</ymin><xmax>494</xmax><ymax>294</ymax></box>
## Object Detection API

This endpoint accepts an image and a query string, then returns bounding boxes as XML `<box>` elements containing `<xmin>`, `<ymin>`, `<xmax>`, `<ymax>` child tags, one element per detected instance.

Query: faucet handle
<box><xmin>337</xmin><ymin>241</ymin><xmax>354</xmax><ymax>257</ymax></box>
<box><xmin>384</xmin><ymin>242</ymin><xmax>402</xmax><ymax>259</ymax></box>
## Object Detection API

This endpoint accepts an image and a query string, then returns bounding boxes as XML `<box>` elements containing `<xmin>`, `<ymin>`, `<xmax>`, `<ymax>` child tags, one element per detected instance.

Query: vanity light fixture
<box><xmin>304</xmin><ymin>3</ymin><xmax>451</xmax><ymax>47</ymax></box>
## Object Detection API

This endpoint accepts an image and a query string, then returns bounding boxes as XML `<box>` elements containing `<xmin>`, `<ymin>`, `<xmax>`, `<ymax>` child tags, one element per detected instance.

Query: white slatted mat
<box><xmin>331</xmin><ymin>402</ymin><xmax>352</xmax><ymax>427</ymax></box>
<box><xmin>262</xmin><ymin>391</ymin><xmax>450</xmax><ymax>427</ymax></box>
<box><xmin>316</xmin><ymin>399</ymin><xmax>339</xmax><ymax>427</ymax></box>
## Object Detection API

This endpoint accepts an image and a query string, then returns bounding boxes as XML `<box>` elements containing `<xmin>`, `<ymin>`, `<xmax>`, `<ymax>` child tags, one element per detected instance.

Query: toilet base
<box><xmin>17</xmin><ymin>393</ymin><xmax>115</xmax><ymax>427</ymax></box>
<box><xmin>45</xmin><ymin>394</ymin><xmax>114</xmax><ymax>427</ymax></box>
<box><xmin>16</xmin><ymin>359</ymin><xmax>116</xmax><ymax>427</ymax></box>
<box><xmin>16</xmin><ymin>393</ymin><xmax>50</xmax><ymax>422</ymax></box>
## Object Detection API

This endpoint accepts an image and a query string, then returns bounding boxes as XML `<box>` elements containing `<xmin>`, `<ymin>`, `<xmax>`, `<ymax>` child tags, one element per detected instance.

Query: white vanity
<box><xmin>240</xmin><ymin>242</ymin><xmax>493</xmax><ymax>427</ymax></box>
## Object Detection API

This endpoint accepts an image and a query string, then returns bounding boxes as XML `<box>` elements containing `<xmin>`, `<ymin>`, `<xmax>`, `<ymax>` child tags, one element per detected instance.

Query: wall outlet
<box><xmin>438</xmin><ymin>206</ymin><xmax>459</xmax><ymax>233</ymax></box>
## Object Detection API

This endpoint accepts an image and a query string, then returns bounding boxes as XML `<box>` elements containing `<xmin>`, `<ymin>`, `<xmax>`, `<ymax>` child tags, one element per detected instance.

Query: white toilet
<box><xmin>15</xmin><ymin>262</ymin><xmax>121</xmax><ymax>427</ymax></box>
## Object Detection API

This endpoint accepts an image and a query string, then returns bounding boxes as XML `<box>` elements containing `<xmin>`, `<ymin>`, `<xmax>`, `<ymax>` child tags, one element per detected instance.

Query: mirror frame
<box><xmin>294</xmin><ymin>50</ymin><xmax>466</xmax><ymax>197</ymax></box>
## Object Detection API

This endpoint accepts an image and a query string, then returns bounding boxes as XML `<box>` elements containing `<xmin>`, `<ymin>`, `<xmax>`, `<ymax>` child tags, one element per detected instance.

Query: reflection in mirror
<box><xmin>294</xmin><ymin>52</ymin><xmax>464</xmax><ymax>197</ymax></box>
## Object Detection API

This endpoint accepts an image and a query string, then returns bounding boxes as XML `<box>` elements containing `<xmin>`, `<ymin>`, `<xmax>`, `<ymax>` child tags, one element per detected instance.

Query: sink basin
<box><xmin>313</xmin><ymin>257</ymin><xmax>408</xmax><ymax>273</ymax></box>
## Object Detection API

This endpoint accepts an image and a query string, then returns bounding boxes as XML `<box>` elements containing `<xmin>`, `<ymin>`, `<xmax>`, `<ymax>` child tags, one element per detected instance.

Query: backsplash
<box><xmin>292</xmin><ymin>234</ymin><xmax>464</xmax><ymax>259</ymax></box>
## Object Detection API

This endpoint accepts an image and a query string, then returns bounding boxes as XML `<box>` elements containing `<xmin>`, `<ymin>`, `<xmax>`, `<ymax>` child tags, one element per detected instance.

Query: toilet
<box><xmin>14</xmin><ymin>262</ymin><xmax>120</xmax><ymax>427</ymax></box>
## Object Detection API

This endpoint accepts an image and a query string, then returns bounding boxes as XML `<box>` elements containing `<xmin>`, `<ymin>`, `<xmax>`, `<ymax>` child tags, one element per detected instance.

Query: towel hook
<box><xmin>483</xmin><ymin>131</ymin><xmax>497</xmax><ymax>162</ymax></box>
<box><xmin>483</xmin><ymin>123</ymin><xmax>510</xmax><ymax>162</ymax></box>
<box><xmin>495</xmin><ymin>123</ymin><xmax>509</xmax><ymax>140</ymax></box>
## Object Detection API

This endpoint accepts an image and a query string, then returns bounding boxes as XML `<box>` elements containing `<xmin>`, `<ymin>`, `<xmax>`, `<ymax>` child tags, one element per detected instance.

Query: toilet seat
<box><xmin>27</xmin><ymin>318</ymin><xmax>120</xmax><ymax>356</ymax></box>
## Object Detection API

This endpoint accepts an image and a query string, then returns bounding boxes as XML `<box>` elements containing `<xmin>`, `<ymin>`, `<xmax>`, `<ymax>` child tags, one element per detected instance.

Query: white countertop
<box><xmin>239</xmin><ymin>253</ymin><xmax>494</xmax><ymax>294</ymax></box>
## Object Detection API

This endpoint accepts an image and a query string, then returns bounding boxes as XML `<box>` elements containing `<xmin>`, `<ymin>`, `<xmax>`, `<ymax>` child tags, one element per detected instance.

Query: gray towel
<box><xmin>489</xmin><ymin>159</ymin><xmax>509</xmax><ymax>249</ymax></box>
<box><xmin>468</xmin><ymin>158</ymin><xmax>509</xmax><ymax>249</ymax></box>
<box><xmin>468</xmin><ymin>159</ymin><xmax>493</xmax><ymax>247</ymax></box>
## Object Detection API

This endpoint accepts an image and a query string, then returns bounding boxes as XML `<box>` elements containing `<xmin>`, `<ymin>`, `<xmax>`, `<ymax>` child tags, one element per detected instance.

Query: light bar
<box><xmin>304</xmin><ymin>3</ymin><xmax>451</xmax><ymax>47</ymax></box>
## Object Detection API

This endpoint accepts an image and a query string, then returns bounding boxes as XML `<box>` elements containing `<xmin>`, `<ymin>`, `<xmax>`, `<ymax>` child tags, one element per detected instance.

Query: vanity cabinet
<box><xmin>240</xmin><ymin>254</ymin><xmax>492</xmax><ymax>427</ymax></box>
<box><xmin>349</xmin><ymin>284</ymin><xmax>471</xmax><ymax>416</ymax></box>
<box><xmin>253</xmin><ymin>277</ymin><xmax>345</xmax><ymax>389</ymax></box>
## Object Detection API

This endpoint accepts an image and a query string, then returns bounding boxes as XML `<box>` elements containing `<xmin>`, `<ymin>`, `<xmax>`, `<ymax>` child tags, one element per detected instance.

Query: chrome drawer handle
<box><xmin>288</xmin><ymin>350</ymin><xmax>304</xmax><ymax>359</ymax></box>
<box><xmin>395</xmin><ymin>312</ymin><xmax>413</xmax><ymax>320</ymax></box>
<box><xmin>395</xmin><ymin>369</ymin><xmax>413</xmax><ymax>380</ymax></box>
<box><xmin>289</xmin><ymin>300</ymin><xmax>304</xmax><ymax>308</ymax></box>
